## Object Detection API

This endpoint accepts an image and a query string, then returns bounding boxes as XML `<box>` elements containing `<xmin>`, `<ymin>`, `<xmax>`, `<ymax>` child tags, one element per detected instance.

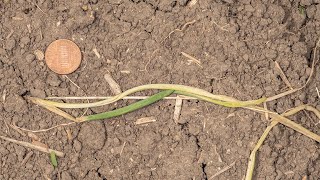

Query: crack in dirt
<box><xmin>201</xmin><ymin>163</ymin><xmax>208</xmax><ymax>180</ymax></box>
<box><xmin>189</xmin><ymin>131</ymin><xmax>208</xmax><ymax>179</ymax></box>
<box><xmin>96</xmin><ymin>167</ymin><xmax>107</xmax><ymax>180</ymax></box>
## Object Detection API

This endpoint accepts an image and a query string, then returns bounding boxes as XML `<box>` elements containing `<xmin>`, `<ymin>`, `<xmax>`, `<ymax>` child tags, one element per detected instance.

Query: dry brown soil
<box><xmin>0</xmin><ymin>0</ymin><xmax>320</xmax><ymax>179</ymax></box>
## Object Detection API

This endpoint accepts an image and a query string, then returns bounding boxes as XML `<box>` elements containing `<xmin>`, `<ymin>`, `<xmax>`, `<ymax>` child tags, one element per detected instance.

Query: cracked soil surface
<box><xmin>0</xmin><ymin>0</ymin><xmax>320</xmax><ymax>179</ymax></box>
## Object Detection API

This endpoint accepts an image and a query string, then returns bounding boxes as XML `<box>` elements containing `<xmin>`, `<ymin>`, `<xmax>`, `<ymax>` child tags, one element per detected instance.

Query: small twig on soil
<box><xmin>197</xmin><ymin>151</ymin><xmax>203</xmax><ymax>163</ymax></box>
<box><xmin>6</xmin><ymin>30</ymin><xmax>14</xmax><ymax>39</ymax></box>
<box><xmin>173</xmin><ymin>96</ymin><xmax>183</xmax><ymax>123</ymax></box>
<box><xmin>0</xmin><ymin>135</ymin><xmax>64</xmax><ymax>157</ymax></box>
<box><xmin>120</xmin><ymin>70</ymin><xmax>131</xmax><ymax>74</ymax></box>
<box><xmin>245</xmin><ymin>105</ymin><xmax>320</xmax><ymax>180</ymax></box>
<box><xmin>226</xmin><ymin>112</ymin><xmax>235</xmax><ymax>119</ymax></box>
<box><xmin>21</xmin><ymin>151</ymin><xmax>34</xmax><ymax>166</ymax></box>
<box><xmin>13</xmin><ymin>122</ymin><xmax>76</xmax><ymax>133</ymax></box>
<box><xmin>274</xmin><ymin>60</ymin><xmax>313</xmax><ymax>125</ymax></box>
<box><xmin>4</xmin><ymin>120</ymin><xmax>10</xmax><ymax>134</ymax></box>
<box><xmin>39</xmin><ymin>29</ymin><xmax>43</xmax><ymax>40</ymax></box>
<box><xmin>27</xmin><ymin>24</ymin><xmax>31</xmax><ymax>33</ymax></box>
<box><xmin>33</xmin><ymin>2</ymin><xmax>46</xmax><ymax>15</ymax></box>
<box><xmin>316</xmin><ymin>87</ymin><xmax>320</xmax><ymax>99</ymax></box>
<box><xmin>63</xmin><ymin>75</ymin><xmax>80</xmax><ymax>89</ymax></box>
<box><xmin>79</xmin><ymin>57</ymin><xmax>88</xmax><ymax>72</ymax></box>
<box><xmin>214</xmin><ymin>146</ymin><xmax>223</xmax><ymax>163</ymax></box>
<box><xmin>181</xmin><ymin>52</ymin><xmax>202</xmax><ymax>68</ymax></box>
<box><xmin>135</xmin><ymin>116</ymin><xmax>156</xmax><ymax>125</ymax></box>
<box><xmin>263</xmin><ymin>102</ymin><xmax>269</xmax><ymax>121</ymax></box>
<box><xmin>203</xmin><ymin>103</ymin><xmax>210</xmax><ymax>130</ymax></box>
<box><xmin>208</xmin><ymin>161</ymin><xmax>236</xmax><ymax>179</ymax></box>
<box><xmin>57</xmin><ymin>172</ymin><xmax>61</xmax><ymax>180</ymax></box>
<box><xmin>32</xmin><ymin>104</ymin><xmax>77</xmax><ymax>122</ymax></box>
<box><xmin>187</xmin><ymin>0</ymin><xmax>197</xmax><ymax>7</ymax></box>
<box><xmin>266</xmin><ymin>38</ymin><xmax>320</xmax><ymax>102</ymax></box>
<box><xmin>305</xmin><ymin>38</ymin><xmax>320</xmax><ymax>84</ymax></box>
<box><xmin>12</xmin><ymin>17</ymin><xmax>23</xmax><ymax>21</ymax></box>
<box><xmin>140</xmin><ymin>49</ymin><xmax>159</xmax><ymax>72</ymax></box>
<box><xmin>175</xmin><ymin>20</ymin><xmax>197</xmax><ymax>32</ymax></box>
<box><xmin>120</xmin><ymin>142</ymin><xmax>126</xmax><ymax>156</ymax></box>
<box><xmin>9</xmin><ymin>122</ymin><xmax>26</xmax><ymax>136</ymax></box>
<box><xmin>63</xmin><ymin>75</ymin><xmax>90</xmax><ymax>117</ymax></box>
<box><xmin>44</xmin><ymin>174</ymin><xmax>51</xmax><ymax>180</ymax></box>
<box><xmin>46</xmin><ymin>95</ymin><xmax>197</xmax><ymax>100</ymax></box>
<box><xmin>28</xmin><ymin>132</ymin><xmax>40</xmax><ymax>141</ymax></box>
<box><xmin>162</xmin><ymin>20</ymin><xmax>197</xmax><ymax>43</ymax></box>
<box><xmin>104</xmin><ymin>73</ymin><xmax>122</xmax><ymax>95</ymax></box>
<box><xmin>284</xmin><ymin>171</ymin><xmax>294</xmax><ymax>176</ymax></box>
<box><xmin>2</xmin><ymin>89</ymin><xmax>6</xmax><ymax>102</ymax></box>
<box><xmin>92</xmin><ymin>47</ymin><xmax>101</xmax><ymax>58</ymax></box>
<box><xmin>303</xmin><ymin>109</ymin><xmax>315</xmax><ymax>125</ymax></box>
<box><xmin>66</xmin><ymin>128</ymin><xmax>73</xmax><ymax>141</ymax></box>
<box><xmin>212</xmin><ymin>20</ymin><xmax>230</xmax><ymax>32</ymax></box>
<box><xmin>274</xmin><ymin>61</ymin><xmax>293</xmax><ymax>90</ymax></box>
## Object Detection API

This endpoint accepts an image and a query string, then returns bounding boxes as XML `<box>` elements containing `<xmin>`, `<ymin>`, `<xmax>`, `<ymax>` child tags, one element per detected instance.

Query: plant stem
<box><xmin>29</xmin><ymin>84</ymin><xmax>266</xmax><ymax>109</ymax></box>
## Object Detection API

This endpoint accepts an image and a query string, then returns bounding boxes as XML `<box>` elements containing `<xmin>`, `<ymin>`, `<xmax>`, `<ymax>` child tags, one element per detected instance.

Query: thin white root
<box><xmin>0</xmin><ymin>135</ymin><xmax>64</xmax><ymax>157</ymax></box>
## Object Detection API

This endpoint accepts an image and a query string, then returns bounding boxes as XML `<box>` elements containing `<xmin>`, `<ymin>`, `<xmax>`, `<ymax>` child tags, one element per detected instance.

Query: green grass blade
<box><xmin>77</xmin><ymin>90</ymin><xmax>174</xmax><ymax>121</ymax></box>
<box><xmin>50</xmin><ymin>151</ymin><xmax>58</xmax><ymax>167</ymax></box>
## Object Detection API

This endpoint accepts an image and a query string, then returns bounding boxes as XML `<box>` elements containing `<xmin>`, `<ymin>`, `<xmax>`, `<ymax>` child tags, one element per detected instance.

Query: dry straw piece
<box><xmin>187</xmin><ymin>0</ymin><xmax>198</xmax><ymax>7</ymax></box>
<box><xmin>135</xmin><ymin>116</ymin><xmax>156</xmax><ymax>125</ymax></box>
<box><xmin>104</xmin><ymin>73</ymin><xmax>122</xmax><ymax>95</ymax></box>
<box><xmin>173</xmin><ymin>96</ymin><xmax>183</xmax><ymax>123</ymax></box>
<box><xmin>0</xmin><ymin>135</ymin><xmax>64</xmax><ymax>157</ymax></box>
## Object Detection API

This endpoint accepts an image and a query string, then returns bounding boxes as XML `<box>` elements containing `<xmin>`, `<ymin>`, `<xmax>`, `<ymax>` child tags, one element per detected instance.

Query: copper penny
<box><xmin>45</xmin><ymin>39</ymin><xmax>81</xmax><ymax>75</ymax></box>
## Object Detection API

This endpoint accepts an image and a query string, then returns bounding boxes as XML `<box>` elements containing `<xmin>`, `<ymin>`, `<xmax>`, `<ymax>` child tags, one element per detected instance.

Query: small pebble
<box><xmin>0</xmin><ymin>48</ymin><xmax>6</xmax><ymax>55</ymax></box>
<box><xmin>73</xmin><ymin>139</ymin><xmax>82</xmax><ymax>152</ymax></box>
<box><xmin>306</xmin><ymin>5</ymin><xmax>316</xmax><ymax>18</ymax></box>
<box><xmin>4</xmin><ymin>95</ymin><xmax>28</xmax><ymax>113</ymax></box>
<box><xmin>291</xmin><ymin>42</ymin><xmax>307</xmax><ymax>55</ymax></box>
<box><xmin>81</xmin><ymin>5</ymin><xmax>88</xmax><ymax>11</ymax></box>
<box><xmin>300</xmin><ymin>0</ymin><xmax>312</xmax><ymax>6</ymax></box>
<box><xmin>113</xmin><ymin>137</ymin><xmax>120</xmax><ymax>146</ymax></box>
<box><xmin>25</xmin><ymin>163</ymin><xmax>33</xmax><ymax>169</ymax></box>
<box><xmin>244</xmin><ymin>4</ymin><xmax>255</xmax><ymax>12</ymax></box>
<box><xmin>26</xmin><ymin>53</ymin><xmax>35</xmax><ymax>62</ymax></box>
<box><xmin>242</xmin><ymin>54</ymin><xmax>249</xmax><ymax>61</ymax></box>
<box><xmin>47</xmin><ymin>74</ymin><xmax>61</xmax><ymax>87</ymax></box>
<box><xmin>265</xmin><ymin>49</ymin><xmax>277</xmax><ymax>59</ymax></box>
<box><xmin>34</xmin><ymin>49</ymin><xmax>44</xmax><ymax>60</ymax></box>
<box><xmin>20</xmin><ymin>36</ymin><xmax>30</xmax><ymax>45</ymax></box>
<box><xmin>30</xmin><ymin>88</ymin><xmax>46</xmax><ymax>98</ymax></box>
<box><xmin>61</xmin><ymin>171</ymin><xmax>73</xmax><ymax>180</ymax></box>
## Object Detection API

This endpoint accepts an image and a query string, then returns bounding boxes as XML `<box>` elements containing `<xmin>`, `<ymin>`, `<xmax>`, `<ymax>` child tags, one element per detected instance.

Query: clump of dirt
<box><xmin>0</xmin><ymin>0</ymin><xmax>319</xmax><ymax>179</ymax></box>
